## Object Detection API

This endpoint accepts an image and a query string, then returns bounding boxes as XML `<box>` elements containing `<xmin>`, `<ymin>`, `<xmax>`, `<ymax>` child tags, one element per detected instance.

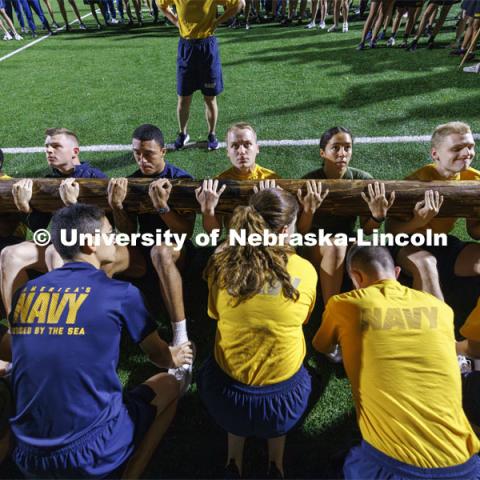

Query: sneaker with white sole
<box><xmin>387</xmin><ymin>36</ymin><xmax>396</xmax><ymax>47</ymax></box>
<box><xmin>3</xmin><ymin>33</ymin><xmax>13</xmax><ymax>41</ymax></box>
<box><xmin>174</xmin><ymin>132</ymin><xmax>190</xmax><ymax>150</ymax></box>
<box><xmin>458</xmin><ymin>355</ymin><xmax>472</xmax><ymax>374</ymax></box>
<box><xmin>318</xmin><ymin>20</ymin><xmax>326</xmax><ymax>29</ymax></box>
<box><xmin>327</xmin><ymin>24</ymin><xmax>337</xmax><ymax>32</ymax></box>
<box><xmin>207</xmin><ymin>133</ymin><xmax>219</xmax><ymax>151</ymax></box>
<box><xmin>305</xmin><ymin>20</ymin><xmax>316</xmax><ymax>29</ymax></box>
<box><xmin>464</xmin><ymin>63</ymin><xmax>480</xmax><ymax>74</ymax></box>
<box><xmin>14</xmin><ymin>33</ymin><xmax>23</xmax><ymax>40</ymax></box>
<box><xmin>79</xmin><ymin>23</ymin><xmax>87</xmax><ymax>30</ymax></box>
<box><xmin>342</xmin><ymin>22</ymin><xmax>348</xmax><ymax>32</ymax></box>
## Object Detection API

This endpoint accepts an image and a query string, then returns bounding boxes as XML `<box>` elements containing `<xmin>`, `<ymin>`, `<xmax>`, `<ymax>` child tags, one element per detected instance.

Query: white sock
<box><xmin>172</xmin><ymin>319</ymin><xmax>188</xmax><ymax>346</ymax></box>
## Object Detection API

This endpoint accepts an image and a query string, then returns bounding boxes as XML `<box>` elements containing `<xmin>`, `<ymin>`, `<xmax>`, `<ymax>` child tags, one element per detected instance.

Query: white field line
<box><xmin>0</xmin><ymin>12</ymin><xmax>93</xmax><ymax>64</ymax></box>
<box><xmin>3</xmin><ymin>134</ymin><xmax>480</xmax><ymax>154</ymax></box>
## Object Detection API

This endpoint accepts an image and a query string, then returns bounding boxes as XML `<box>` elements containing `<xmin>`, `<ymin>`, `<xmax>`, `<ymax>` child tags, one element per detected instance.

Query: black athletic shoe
<box><xmin>224</xmin><ymin>460</ymin><xmax>241</xmax><ymax>479</ymax></box>
<box><xmin>407</xmin><ymin>40</ymin><xmax>418</xmax><ymax>52</ymax></box>
<box><xmin>356</xmin><ymin>41</ymin><xmax>366</xmax><ymax>50</ymax></box>
<box><xmin>267</xmin><ymin>462</ymin><xmax>284</xmax><ymax>479</ymax></box>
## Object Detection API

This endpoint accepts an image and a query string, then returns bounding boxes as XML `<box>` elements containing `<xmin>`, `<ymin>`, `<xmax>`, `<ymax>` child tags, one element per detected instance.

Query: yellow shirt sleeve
<box><xmin>157</xmin><ymin>0</ymin><xmax>173</xmax><ymax>8</ymax></box>
<box><xmin>460</xmin><ymin>298</ymin><xmax>480</xmax><ymax>341</ymax></box>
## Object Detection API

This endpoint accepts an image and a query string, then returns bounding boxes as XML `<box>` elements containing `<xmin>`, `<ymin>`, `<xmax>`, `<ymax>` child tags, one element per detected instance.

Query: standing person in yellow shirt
<box><xmin>195</xmin><ymin>122</ymin><xmax>279</xmax><ymax>234</ymax></box>
<box><xmin>158</xmin><ymin>0</ymin><xmax>244</xmax><ymax>151</ymax></box>
<box><xmin>387</xmin><ymin>121</ymin><xmax>480</xmax><ymax>301</ymax></box>
<box><xmin>313</xmin><ymin>245</ymin><xmax>480</xmax><ymax>479</ymax></box>
<box><xmin>197</xmin><ymin>188</ymin><xmax>317</xmax><ymax>479</ymax></box>
<box><xmin>457</xmin><ymin>297</ymin><xmax>480</xmax><ymax>435</ymax></box>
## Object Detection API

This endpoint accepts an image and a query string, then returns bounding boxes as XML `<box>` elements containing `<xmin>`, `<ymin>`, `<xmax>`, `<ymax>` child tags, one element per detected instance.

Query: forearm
<box><xmin>112</xmin><ymin>208</ymin><xmax>136</xmax><ymax>234</ymax></box>
<box><xmin>161</xmin><ymin>211</ymin><xmax>194</xmax><ymax>236</ymax></box>
<box><xmin>386</xmin><ymin>216</ymin><xmax>426</xmax><ymax>235</ymax></box>
<box><xmin>361</xmin><ymin>216</ymin><xmax>384</xmax><ymax>235</ymax></box>
<box><xmin>203</xmin><ymin>213</ymin><xmax>222</xmax><ymax>234</ymax></box>
<box><xmin>147</xmin><ymin>339</ymin><xmax>174</xmax><ymax>369</ymax></box>
<box><xmin>297</xmin><ymin>211</ymin><xmax>314</xmax><ymax>235</ymax></box>
<box><xmin>467</xmin><ymin>220</ymin><xmax>480</xmax><ymax>240</ymax></box>
<box><xmin>160</xmin><ymin>6</ymin><xmax>178</xmax><ymax>26</ymax></box>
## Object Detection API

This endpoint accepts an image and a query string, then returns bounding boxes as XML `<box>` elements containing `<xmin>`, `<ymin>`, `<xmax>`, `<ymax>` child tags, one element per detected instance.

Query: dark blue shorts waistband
<box><xmin>179</xmin><ymin>35</ymin><xmax>216</xmax><ymax>44</ymax></box>
<box><xmin>16</xmin><ymin>416</ymin><xmax>118</xmax><ymax>458</ymax></box>
<box><xmin>362</xmin><ymin>441</ymin><xmax>480</xmax><ymax>478</ymax></box>
<box><xmin>212</xmin><ymin>358</ymin><xmax>308</xmax><ymax>395</ymax></box>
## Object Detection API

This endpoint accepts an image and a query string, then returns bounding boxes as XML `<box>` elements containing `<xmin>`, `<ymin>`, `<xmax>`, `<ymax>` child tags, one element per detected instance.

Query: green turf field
<box><xmin>0</xmin><ymin>5</ymin><xmax>479</xmax><ymax>478</ymax></box>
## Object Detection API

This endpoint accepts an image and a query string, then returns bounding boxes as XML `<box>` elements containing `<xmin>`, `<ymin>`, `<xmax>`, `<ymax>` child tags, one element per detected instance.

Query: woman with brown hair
<box><xmin>197</xmin><ymin>188</ymin><xmax>318</xmax><ymax>479</ymax></box>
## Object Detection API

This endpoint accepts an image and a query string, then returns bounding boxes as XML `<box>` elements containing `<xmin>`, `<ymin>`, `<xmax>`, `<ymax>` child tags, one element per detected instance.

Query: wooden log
<box><xmin>0</xmin><ymin>178</ymin><xmax>479</xmax><ymax>218</ymax></box>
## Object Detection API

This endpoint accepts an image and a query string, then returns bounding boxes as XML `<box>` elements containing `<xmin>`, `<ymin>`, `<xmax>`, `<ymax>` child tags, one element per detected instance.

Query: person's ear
<box><xmin>72</xmin><ymin>146</ymin><xmax>80</xmax><ymax>157</ymax></box>
<box><xmin>394</xmin><ymin>266</ymin><xmax>401</xmax><ymax>279</ymax></box>
<box><xmin>280</xmin><ymin>224</ymin><xmax>289</xmax><ymax>234</ymax></box>
<box><xmin>349</xmin><ymin>269</ymin><xmax>363</xmax><ymax>289</ymax></box>
<box><xmin>431</xmin><ymin>147</ymin><xmax>439</xmax><ymax>162</ymax></box>
<box><xmin>80</xmin><ymin>234</ymin><xmax>96</xmax><ymax>255</ymax></box>
<box><xmin>320</xmin><ymin>148</ymin><xmax>326</xmax><ymax>160</ymax></box>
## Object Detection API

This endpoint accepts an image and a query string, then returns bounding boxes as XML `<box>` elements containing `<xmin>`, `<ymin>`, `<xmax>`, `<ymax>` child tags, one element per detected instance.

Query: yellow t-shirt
<box><xmin>461</xmin><ymin>297</ymin><xmax>480</xmax><ymax>340</ymax></box>
<box><xmin>208</xmin><ymin>254</ymin><xmax>317</xmax><ymax>385</ymax></box>
<box><xmin>0</xmin><ymin>174</ymin><xmax>27</xmax><ymax>239</ymax></box>
<box><xmin>157</xmin><ymin>0</ymin><xmax>238</xmax><ymax>39</ymax></box>
<box><xmin>406</xmin><ymin>164</ymin><xmax>480</xmax><ymax>234</ymax></box>
<box><xmin>313</xmin><ymin>279</ymin><xmax>480</xmax><ymax>468</ymax></box>
<box><xmin>216</xmin><ymin>164</ymin><xmax>279</xmax><ymax>181</ymax></box>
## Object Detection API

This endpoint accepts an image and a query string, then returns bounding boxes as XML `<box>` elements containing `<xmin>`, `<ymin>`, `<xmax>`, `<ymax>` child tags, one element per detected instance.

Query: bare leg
<box><xmin>132</xmin><ymin>0</ymin><xmax>142</xmax><ymax>23</ymax></box>
<box><xmin>397</xmin><ymin>246</ymin><xmax>444</xmax><ymax>300</ymax></box>
<box><xmin>267</xmin><ymin>436</ymin><xmax>286</xmax><ymax>477</ymax></box>
<box><xmin>310</xmin><ymin>0</ymin><xmax>319</xmax><ymax>22</ymax></box>
<box><xmin>454</xmin><ymin>244</ymin><xmax>480</xmax><ymax>276</ymax></box>
<box><xmin>68</xmin><ymin>0</ymin><xmax>84</xmax><ymax>23</ymax></box>
<box><xmin>0</xmin><ymin>8</ymin><xmax>21</xmax><ymax>35</ymax></box>
<box><xmin>177</xmin><ymin>95</ymin><xmax>193</xmax><ymax>135</ymax></box>
<box><xmin>43</xmin><ymin>0</ymin><xmax>57</xmax><ymax>23</ymax></box>
<box><xmin>57</xmin><ymin>0</ymin><xmax>69</xmax><ymax>25</ymax></box>
<box><xmin>89</xmin><ymin>4</ymin><xmax>102</xmax><ymax>25</ymax></box>
<box><xmin>150</xmin><ymin>245</ymin><xmax>185</xmax><ymax>323</ymax></box>
<box><xmin>45</xmin><ymin>245</ymin><xmax>64</xmax><ymax>271</ymax></box>
<box><xmin>412</xmin><ymin>2</ymin><xmax>435</xmax><ymax>42</ymax></box>
<box><xmin>360</xmin><ymin>0</ymin><xmax>380</xmax><ymax>42</ymax></box>
<box><xmin>203</xmin><ymin>95</ymin><xmax>218</xmax><ymax>136</ymax></box>
<box><xmin>121</xmin><ymin>373</ymin><xmax>179</xmax><ymax>479</ymax></box>
<box><xmin>227</xmin><ymin>433</ymin><xmax>246</xmax><ymax>476</ymax></box>
<box><xmin>332</xmin><ymin>0</ymin><xmax>340</xmax><ymax>26</ymax></box>
<box><xmin>304</xmin><ymin>243</ymin><xmax>347</xmax><ymax>305</ymax></box>
<box><xmin>0</xmin><ymin>242</ymin><xmax>47</xmax><ymax>316</ymax></box>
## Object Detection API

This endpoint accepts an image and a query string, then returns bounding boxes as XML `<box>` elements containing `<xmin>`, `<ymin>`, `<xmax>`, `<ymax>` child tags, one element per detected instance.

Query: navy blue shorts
<box><xmin>463</xmin><ymin>371</ymin><xmax>480</xmax><ymax>428</ymax></box>
<box><xmin>14</xmin><ymin>384</ymin><xmax>156</xmax><ymax>479</ymax></box>
<box><xmin>177</xmin><ymin>36</ymin><xmax>224</xmax><ymax>97</ymax></box>
<box><xmin>0</xmin><ymin>0</ymin><xmax>6</xmax><ymax>8</ymax></box>
<box><xmin>197</xmin><ymin>356</ymin><xmax>311</xmax><ymax>438</ymax></box>
<box><xmin>344</xmin><ymin>441</ymin><xmax>480</xmax><ymax>479</ymax></box>
<box><xmin>462</xmin><ymin>0</ymin><xmax>480</xmax><ymax>16</ymax></box>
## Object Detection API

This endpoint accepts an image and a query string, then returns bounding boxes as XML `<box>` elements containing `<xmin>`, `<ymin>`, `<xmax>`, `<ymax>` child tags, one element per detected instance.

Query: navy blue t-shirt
<box><xmin>25</xmin><ymin>162</ymin><xmax>107</xmax><ymax>232</ymax></box>
<box><xmin>9</xmin><ymin>262</ymin><xmax>156</xmax><ymax>450</ymax></box>
<box><xmin>128</xmin><ymin>162</ymin><xmax>193</xmax><ymax>235</ymax></box>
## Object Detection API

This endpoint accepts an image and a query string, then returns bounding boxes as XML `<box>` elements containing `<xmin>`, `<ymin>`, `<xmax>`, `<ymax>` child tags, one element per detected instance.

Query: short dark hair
<box><xmin>0</xmin><ymin>149</ymin><xmax>4</xmax><ymax>171</ymax></box>
<box><xmin>51</xmin><ymin>204</ymin><xmax>104</xmax><ymax>261</ymax></box>
<box><xmin>346</xmin><ymin>245</ymin><xmax>395</xmax><ymax>276</ymax></box>
<box><xmin>132</xmin><ymin>124</ymin><xmax>165</xmax><ymax>147</ymax></box>
<box><xmin>319</xmin><ymin>126</ymin><xmax>353</xmax><ymax>151</ymax></box>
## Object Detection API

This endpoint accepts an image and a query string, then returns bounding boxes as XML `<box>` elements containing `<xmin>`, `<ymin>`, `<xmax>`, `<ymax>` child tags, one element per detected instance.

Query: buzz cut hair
<box><xmin>226</xmin><ymin>122</ymin><xmax>258</xmax><ymax>143</ymax></box>
<box><xmin>346</xmin><ymin>245</ymin><xmax>395</xmax><ymax>277</ymax></box>
<box><xmin>431</xmin><ymin>122</ymin><xmax>472</xmax><ymax>149</ymax></box>
<box><xmin>45</xmin><ymin>128</ymin><xmax>79</xmax><ymax>146</ymax></box>
<box><xmin>132</xmin><ymin>124</ymin><xmax>165</xmax><ymax>148</ymax></box>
